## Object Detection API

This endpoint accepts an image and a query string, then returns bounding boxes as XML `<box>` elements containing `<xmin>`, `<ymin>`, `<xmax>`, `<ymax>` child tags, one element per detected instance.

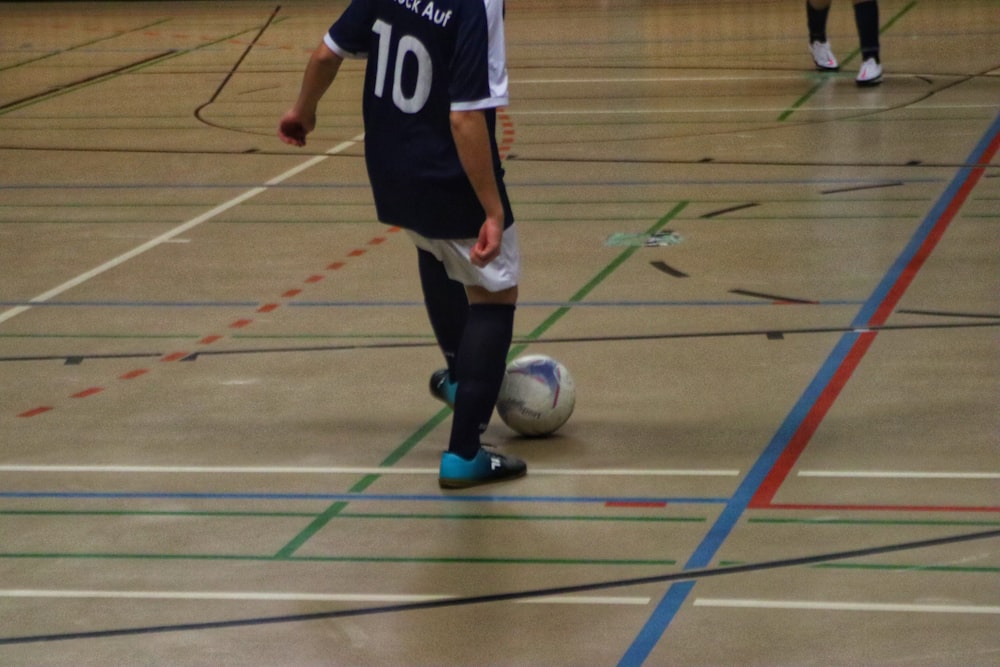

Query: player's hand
<box><xmin>278</xmin><ymin>110</ymin><xmax>315</xmax><ymax>147</ymax></box>
<box><xmin>470</xmin><ymin>216</ymin><xmax>503</xmax><ymax>267</ymax></box>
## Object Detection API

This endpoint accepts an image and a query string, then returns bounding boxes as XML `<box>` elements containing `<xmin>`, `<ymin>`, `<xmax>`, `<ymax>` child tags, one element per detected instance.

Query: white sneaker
<box><xmin>856</xmin><ymin>58</ymin><xmax>883</xmax><ymax>86</ymax></box>
<box><xmin>810</xmin><ymin>41</ymin><xmax>839</xmax><ymax>71</ymax></box>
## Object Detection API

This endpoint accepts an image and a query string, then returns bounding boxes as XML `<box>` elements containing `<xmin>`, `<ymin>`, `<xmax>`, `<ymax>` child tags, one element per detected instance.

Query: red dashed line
<box><xmin>71</xmin><ymin>387</ymin><xmax>104</xmax><ymax>399</ymax></box>
<box><xmin>18</xmin><ymin>407</ymin><xmax>54</xmax><ymax>418</ymax></box>
<box><xmin>19</xmin><ymin>222</ymin><xmax>403</xmax><ymax>416</ymax></box>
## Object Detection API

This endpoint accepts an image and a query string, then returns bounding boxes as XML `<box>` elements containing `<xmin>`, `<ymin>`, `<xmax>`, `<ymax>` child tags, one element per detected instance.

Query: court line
<box><xmin>0</xmin><ymin>135</ymin><xmax>362</xmax><ymax>328</ymax></box>
<box><xmin>799</xmin><ymin>470</ymin><xmax>1000</xmax><ymax>480</ymax></box>
<box><xmin>618</xmin><ymin>110</ymin><xmax>1000</xmax><ymax>666</ymax></box>
<box><xmin>0</xmin><ymin>491</ymin><xmax>729</xmax><ymax>505</ymax></box>
<box><xmin>0</xmin><ymin>464</ymin><xmax>740</xmax><ymax>477</ymax></box>
<box><xmin>0</xmin><ymin>589</ymin><xmax>649</xmax><ymax>605</ymax></box>
<box><xmin>1</xmin><ymin>527</ymin><xmax>994</xmax><ymax>646</ymax></box>
<box><xmin>693</xmin><ymin>598</ymin><xmax>1000</xmax><ymax>615</ymax></box>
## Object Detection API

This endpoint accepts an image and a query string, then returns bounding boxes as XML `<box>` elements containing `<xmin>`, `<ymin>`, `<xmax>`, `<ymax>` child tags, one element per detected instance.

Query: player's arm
<box><xmin>450</xmin><ymin>109</ymin><xmax>504</xmax><ymax>267</ymax></box>
<box><xmin>278</xmin><ymin>41</ymin><xmax>343</xmax><ymax>147</ymax></box>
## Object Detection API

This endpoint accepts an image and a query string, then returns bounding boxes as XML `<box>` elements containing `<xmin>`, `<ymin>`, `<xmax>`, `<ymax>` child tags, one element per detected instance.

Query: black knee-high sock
<box><xmin>416</xmin><ymin>249</ymin><xmax>468</xmax><ymax>376</ymax></box>
<box><xmin>854</xmin><ymin>0</ymin><xmax>880</xmax><ymax>61</ymax></box>
<box><xmin>807</xmin><ymin>1</ymin><xmax>830</xmax><ymax>43</ymax></box>
<box><xmin>448</xmin><ymin>303</ymin><xmax>515</xmax><ymax>459</ymax></box>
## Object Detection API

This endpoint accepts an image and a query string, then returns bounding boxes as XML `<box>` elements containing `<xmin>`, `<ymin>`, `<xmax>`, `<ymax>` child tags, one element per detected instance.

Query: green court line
<box><xmin>0</xmin><ymin>509</ymin><xmax>705</xmax><ymax>523</ymax></box>
<box><xmin>0</xmin><ymin>552</ymin><xmax>677</xmax><ymax>567</ymax></box>
<box><xmin>3</xmin><ymin>551</ymin><xmax>992</xmax><ymax>573</ymax></box>
<box><xmin>0</xmin><ymin>18</ymin><xmax>173</xmax><ymax>74</ymax></box>
<box><xmin>749</xmin><ymin>517</ymin><xmax>1000</xmax><ymax>527</ymax></box>
<box><xmin>778</xmin><ymin>0</ymin><xmax>918</xmax><ymax>122</ymax></box>
<box><xmin>718</xmin><ymin>560</ymin><xmax>999</xmax><ymax>574</ymax></box>
<box><xmin>0</xmin><ymin>19</ymin><xmax>289</xmax><ymax>116</ymax></box>
<box><xmin>272</xmin><ymin>202</ymin><xmax>689</xmax><ymax>558</ymax></box>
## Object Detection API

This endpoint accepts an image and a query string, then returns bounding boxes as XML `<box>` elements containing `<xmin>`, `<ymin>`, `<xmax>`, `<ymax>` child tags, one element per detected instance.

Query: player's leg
<box><xmin>807</xmin><ymin>0</ymin><xmax>839</xmax><ymax>70</ymax></box>
<box><xmin>446</xmin><ymin>284</ymin><xmax>517</xmax><ymax>461</ymax></box>
<box><xmin>853</xmin><ymin>0</ymin><xmax>882</xmax><ymax>85</ymax></box>
<box><xmin>406</xmin><ymin>227</ymin><xmax>527</xmax><ymax>487</ymax></box>
<box><xmin>417</xmin><ymin>247</ymin><xmax>466</xmax><ymax>406</ymax></box>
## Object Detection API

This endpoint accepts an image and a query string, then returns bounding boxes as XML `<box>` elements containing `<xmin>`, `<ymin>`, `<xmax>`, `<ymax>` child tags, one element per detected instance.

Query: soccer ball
<box><xmin>496</xmin><ymin>354</ymin><xmax>576</xmax><ymax>437</ymax></box>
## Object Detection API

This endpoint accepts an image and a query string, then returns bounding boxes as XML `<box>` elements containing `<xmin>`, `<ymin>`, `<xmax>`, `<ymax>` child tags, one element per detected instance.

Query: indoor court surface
<box><xmin>1</xmin><ymin>0</ymin><xmax>999</xmax><ymax>665</ymax></box>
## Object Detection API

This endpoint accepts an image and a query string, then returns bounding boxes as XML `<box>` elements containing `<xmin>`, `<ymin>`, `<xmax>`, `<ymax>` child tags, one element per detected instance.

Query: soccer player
<box><xmin>806</xmin><ymin>0</ymin><xmax>883</xmax><ymax>86</ymax></box>
<box><xmin>278</xmin><ymin>0</ymin><xmax>526</xmax><ymax>488</ymax></box>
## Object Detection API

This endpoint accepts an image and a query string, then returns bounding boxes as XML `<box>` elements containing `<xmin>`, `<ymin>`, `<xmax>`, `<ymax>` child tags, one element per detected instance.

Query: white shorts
<box><xmin>406</xmin><ymin>224</ymin><xmax>521</xmax><ymax>292</ymax></box>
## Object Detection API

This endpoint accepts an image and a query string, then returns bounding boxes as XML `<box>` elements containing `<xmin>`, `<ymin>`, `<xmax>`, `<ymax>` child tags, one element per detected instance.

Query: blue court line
<box><xmin>617</xmin><ymin>111</ymin><xmax>1000</xmax><ymax>666</ymax></box>
<box><xmin>0</xmin><ymin>491</ymin><xmax>728</xmax><ymax>505</ymax></box>
<box><xmin>0</xmin><ymin>300</ymin><xmax>866</xmax><ymax>308</ymax></box>
<box><xmin>0</xmin><ymin>177</ymin><xmax>946</xmax><ymax>190</ymax></box>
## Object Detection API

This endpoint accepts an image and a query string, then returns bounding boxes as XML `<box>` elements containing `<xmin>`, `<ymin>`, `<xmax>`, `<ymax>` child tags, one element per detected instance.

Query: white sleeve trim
<box><xmin>323</xmin><ymin>32</ymin><xmax>366</xmax><ymax>59</ymax></box>
<box><xmin>451</xmin><ymin>96</ymin><xmax>508</xmax><ymax>112</ymax></box>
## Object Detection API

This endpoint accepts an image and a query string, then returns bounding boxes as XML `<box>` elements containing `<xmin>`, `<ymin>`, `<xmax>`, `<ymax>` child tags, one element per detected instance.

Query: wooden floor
<box><xmin>1</xmin><ymin>1</ymin><xmax>998</xmax><ymax>665</ymax></box>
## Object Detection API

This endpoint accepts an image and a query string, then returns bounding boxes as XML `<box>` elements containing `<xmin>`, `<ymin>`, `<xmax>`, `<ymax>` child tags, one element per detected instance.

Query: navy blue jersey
<box><xmin>326</xmin><ymin>0</ymin><xmax>513</xmax><ymax>239</ymax></box>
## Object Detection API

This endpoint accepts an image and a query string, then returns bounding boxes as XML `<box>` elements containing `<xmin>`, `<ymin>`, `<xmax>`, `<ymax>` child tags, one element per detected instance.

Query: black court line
<box><xmin>650</xmin><ymin>260</ymin><xmax>688</xmax><ymax>278</ymax></box>
<box><xmin>1</xmin><ymin>528</ymin><xmax>996</xmax><ymax>645</ymax></box>
<box><xmin>729</xmin><ymin>289</ymin><xmax>819</xmax><ymax>304</ymax></box>
<box><xmin>0</xmin><ymin>51</ymin><xmax>178</xmax><ymax>112</ymax></box>
<box><xmin>2</xmin><ymin>320</ymin><xmax>998</xmax><ymax>365</ymax></box>
<box><xmin>897</xmin><ymin>309</ymin><xmax>1000</xmax><ymax>320</ymax></box>
<box><xmin>821</xmin><ymin>182</ymin><xmax>904</xmax><ymax>195</ymax></box>
<box><xmin>700</xmin><ymin>203</ymin><xmax>759</xmax><ymax>219</ymax></box>
<box><xmin>194</xmin><ymin>5</ymin><xmax>282</xmax><ymax>130</ymax></box>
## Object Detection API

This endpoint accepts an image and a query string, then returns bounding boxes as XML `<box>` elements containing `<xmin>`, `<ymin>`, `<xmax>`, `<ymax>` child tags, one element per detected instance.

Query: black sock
<box><xmin>417</xmin><ymin>248</ymin><xmax>468</xmax><ymax>376</ymax></box>
<box><xmin>448</xmin><ymin>303</ymin><xmax>515</xmax><ymax>459</ymax></box>
<box><xmin>854</xmin><ymin>0</ymin><xmax>880</xmax><ymax>61</ymax></box>
<box><xmin>807</xmin><ymin>1</ymin><xmax>830</xmax><ymax>43</ymax></box>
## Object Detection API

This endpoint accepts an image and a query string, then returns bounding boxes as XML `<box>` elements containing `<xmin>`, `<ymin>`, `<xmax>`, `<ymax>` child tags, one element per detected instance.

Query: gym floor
<box><xmin>1</xmin><ymin>1</ymin><xmax>997</xmax><ymax>665</ymax></box>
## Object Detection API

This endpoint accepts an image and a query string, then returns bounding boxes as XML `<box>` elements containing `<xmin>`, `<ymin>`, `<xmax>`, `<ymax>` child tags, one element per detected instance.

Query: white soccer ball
<box><xmin>496</xmin><ymin>354</ymin><xmax>576</xmax><ymax>437</ymax></box>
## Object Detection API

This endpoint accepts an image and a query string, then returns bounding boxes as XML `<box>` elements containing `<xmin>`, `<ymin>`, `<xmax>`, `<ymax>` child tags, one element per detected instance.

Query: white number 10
<box><xmin>372</xmin><ymin>19</ymin><xmax>432</xmax><ymax>114</ymax></box>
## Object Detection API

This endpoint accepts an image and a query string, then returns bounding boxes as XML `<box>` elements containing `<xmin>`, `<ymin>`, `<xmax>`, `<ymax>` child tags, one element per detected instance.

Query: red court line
<box><xmin>768</xmin><ymin>503</ymin><xmax>1000</xmax><ymax>513</ymax></box>
<box><xmin>750</xmin><ymin>332</ymin><xmax>877</xmax><ymax>508</ymax></box>
<box><xmin>750</xmin><ymin>117</ymin><xmax>1000</xmax><ymax>512</ymax></box>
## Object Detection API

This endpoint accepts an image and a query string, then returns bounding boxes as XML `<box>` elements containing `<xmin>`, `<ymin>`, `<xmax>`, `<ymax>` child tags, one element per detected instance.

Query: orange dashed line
<box><xmin>283</xmin><ymin>289</ymin><xmax>303</xmax><ymax>298</ymax></box>
<box><xmin>18</xmin><ymin>407</ymin><xmax>53</xmax><ymax>418</ymax></box>
<box><xmin>304</xmin><ymin>274</ymin><xmax>325</xmax><ymax>283</ymax></box>
<box><xmin>369</xmin><ymin>237</ymin><xmax>386</xmax><ymax>245</ymax></box>
<box><xmin>120</xmin><ymin>369</ymin><xmax>149</xmax><ymax>380</ymax></box>
<box><xmin>257</xmin><ymin>303</ymin><xmax>279</xmax><ymax>313</ymax></box>
<box><xmin>72</xmin><ymin>387</ymin><xmax>104</xmax><ymax>399</ymax></box>
<box><xmin>327</xmin><ymin>262</ymin><xmax>345</xmax><ymax>271</ymax></box>
<box><xmin>199</xmin><ymin>335</ymin><xmax>223</xmax><ymax>345</ymax></box>
<box><xmin>387</xmin><ymin>226</ymin><xmax>401</xmax><ymax>233</ymax></box>
<box><xmin>348</xmin><ymin>249</ymin><xmax>366</xmax><ymax>257</ymax></box>
<box><xmin>230</xmin><ymin>319</ymin><xmax>253</xmax><ymax>329</ymax></box>
<box><xmin>161</xmin><ymin>352</ymin><xmax>188</xmax><ymax>362</ymax></box>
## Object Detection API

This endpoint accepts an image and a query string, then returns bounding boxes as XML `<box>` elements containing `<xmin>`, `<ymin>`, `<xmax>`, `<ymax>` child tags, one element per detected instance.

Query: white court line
<box><xmin>694</xmin><ymin>598</ymin><xmax>1000</xmax><ymax>615</ymax></box>
<box><xmin>0</xmin><ymin>136</ymin><xmax>364</xmax><ymax>327</ymax></box>
<box><xmin>798</xmin><ymin>470</ymin><xmax>1000</xmax><ymax>480</ymax></box>
<box><xmin>515</xmin><ymin>75</ymin><xmax>808</xmax><ymax>83</ymax></box>
<box><xmin>512</xmin><ymin>106</ymin><xmax>893</xmax><ymax>116</ymax></box>
<box><xmin>0</xmin><ymin>464</ymin><xmax>739</xmax><ymax>477</ymax></box>
<box><xmin>0</xmin><ymin>589</ymin><xmax>649</xmax><ymax>605</ymax></box>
